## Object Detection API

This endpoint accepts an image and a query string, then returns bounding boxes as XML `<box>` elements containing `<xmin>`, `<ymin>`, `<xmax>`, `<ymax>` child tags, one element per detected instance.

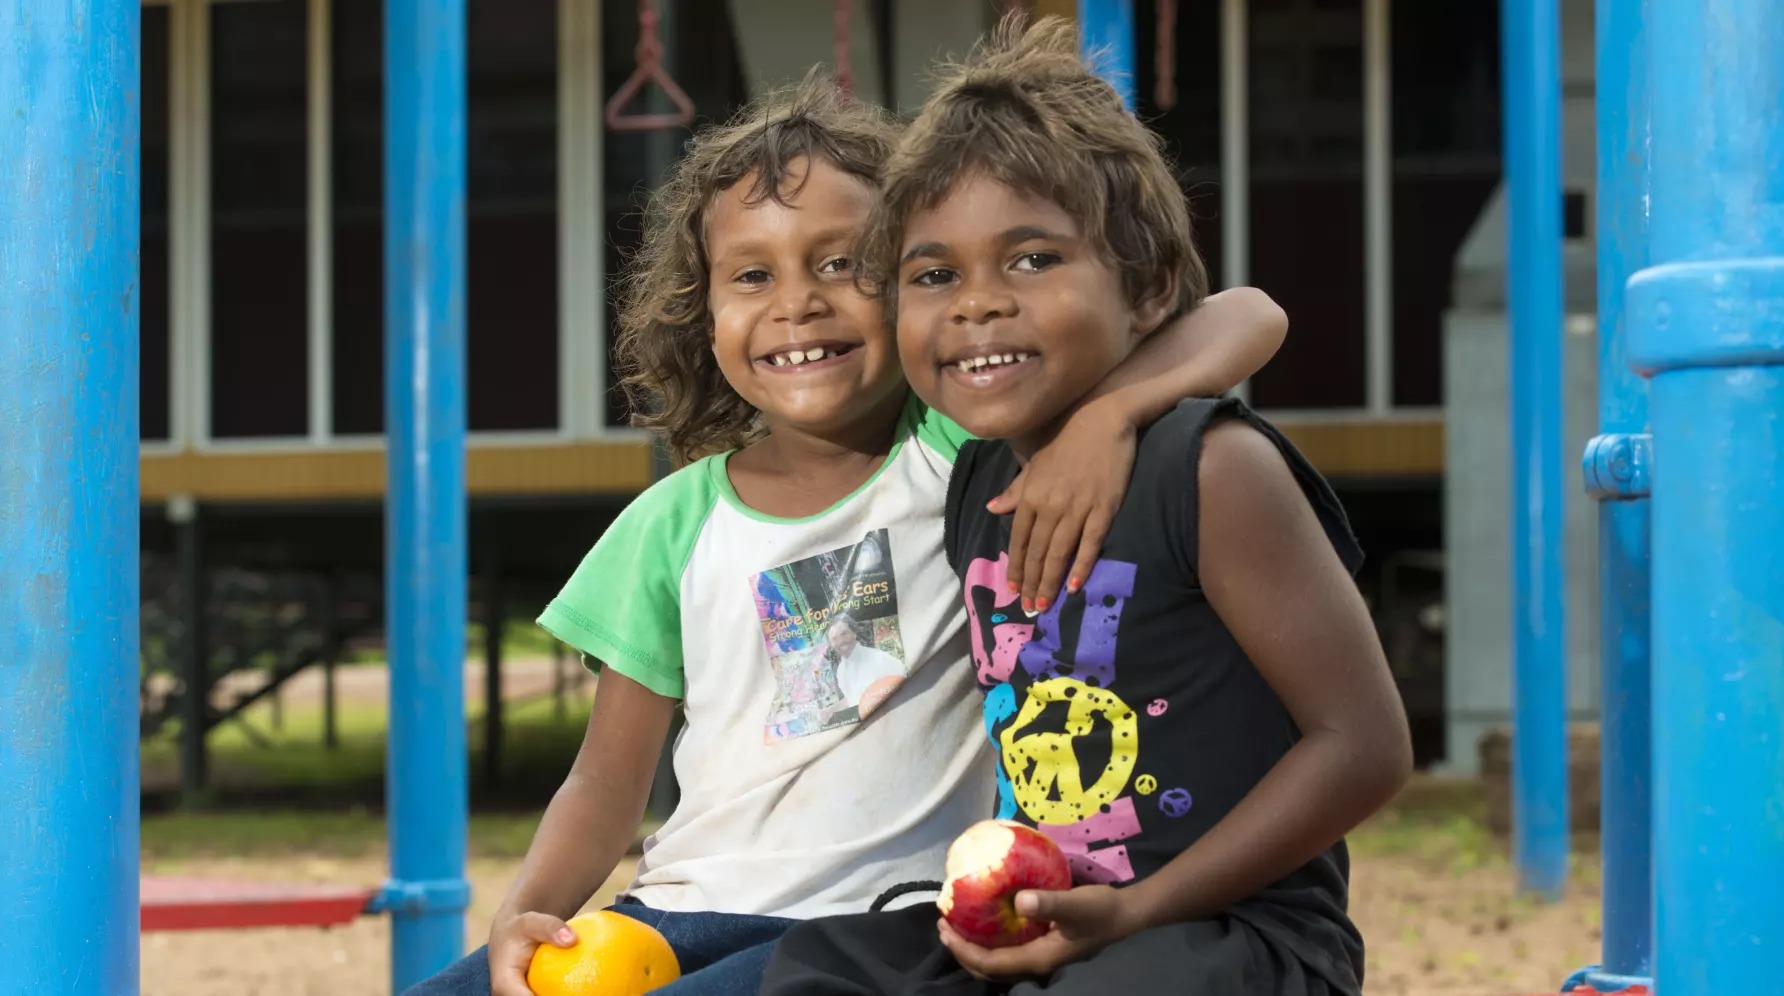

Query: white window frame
<box><xmin>1218</xmin><ymin>0</ymin><xmax>1404</xmax><ymax>424</ymax></box>
<box><xmin>150</xmin><ymin>0</ymin><xmax>639</xmax><ymax>456</ymax></box>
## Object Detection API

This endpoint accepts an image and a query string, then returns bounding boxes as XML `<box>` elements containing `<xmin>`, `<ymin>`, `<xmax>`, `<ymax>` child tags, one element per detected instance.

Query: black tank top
<box><xmin>943</xmin><ymin>398</ymin><xmax>1367</xmax><ymax>994</ymax></box>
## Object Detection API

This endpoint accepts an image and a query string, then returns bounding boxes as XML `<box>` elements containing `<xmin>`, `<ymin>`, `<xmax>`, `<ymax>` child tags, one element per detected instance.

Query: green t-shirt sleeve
<box><xmin>910</xmin><ymin>398</ymin><xmax>977</xmax><ymax>463</ymax></box>
<box><xmin>536</xmin><ymin>462</ymin><xmax>718</xmax><ymax>700</ymax></box>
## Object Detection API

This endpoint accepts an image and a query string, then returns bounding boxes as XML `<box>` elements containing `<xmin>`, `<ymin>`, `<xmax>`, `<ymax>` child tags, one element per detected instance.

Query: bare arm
<box><xmin>1073</xmin><ymin>286</ymin><xmax>1287</xmax><ymax>428</ymax></box>
<box><xmin>487</xmin><ymin>669</ymin><xmax>675</xmax><ymax>995</ymax></box>
<box><xmin>1125</xmin><ymin>421</ymin><xmax>1411</xmax><ymax>926</ymax></box>
<box><xmin>999</xmin><ymin>287</ymin><xmax>1288</xmax><ymax>610</ymax></box>
<box><xmin>937</xmin><ymin>419</ymin><xmax>1408</xmax><ymax>984</ymax></box>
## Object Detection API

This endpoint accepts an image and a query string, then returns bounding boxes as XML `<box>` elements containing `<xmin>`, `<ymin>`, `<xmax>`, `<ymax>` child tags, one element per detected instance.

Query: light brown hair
<box><xmin>615</xmin><ymin>70</ymin><xmax>900</xmax><ymax>466</ymax></box>
<box><xmin>861</xmin><ymin>15</ymin><xmax>1208</xmax><ymax>316</ymax></box>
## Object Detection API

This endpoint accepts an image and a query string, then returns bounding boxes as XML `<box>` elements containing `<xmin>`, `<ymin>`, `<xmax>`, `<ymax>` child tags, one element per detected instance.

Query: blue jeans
<box><xmin>400</xmin><ymin>902</ymin><xmax>796</xmax><ymax>996</ymax></box>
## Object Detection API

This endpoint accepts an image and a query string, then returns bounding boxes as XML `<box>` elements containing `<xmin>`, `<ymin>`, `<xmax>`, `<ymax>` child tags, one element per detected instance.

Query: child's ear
<box><xmin>1132</xmin><ymin>269</ymin><xmax>1181</xmax><ymax>339</ymax></box>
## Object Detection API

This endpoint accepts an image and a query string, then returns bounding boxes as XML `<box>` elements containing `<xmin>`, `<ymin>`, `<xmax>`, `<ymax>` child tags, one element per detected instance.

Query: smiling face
<box><xmin>705</xmin><ymin>156</ymin><xmax>904</xmax><ymax>441</ymax></box>
<box><xmin>895</xmin><ymin>173</ymin><xmax>1169</xmax><ymax>450</ymax></box>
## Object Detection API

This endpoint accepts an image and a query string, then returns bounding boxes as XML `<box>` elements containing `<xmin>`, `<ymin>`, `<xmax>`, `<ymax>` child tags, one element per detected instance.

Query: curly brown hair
<box><xmin>615</xmin><ymin>70</ymin><xmax>901</xmax><ymax>466</ymax></box>
<box><xmin>860</xmin><ymin>15</ymin><xmax>1208</xmax><ymax>318</ymax></box>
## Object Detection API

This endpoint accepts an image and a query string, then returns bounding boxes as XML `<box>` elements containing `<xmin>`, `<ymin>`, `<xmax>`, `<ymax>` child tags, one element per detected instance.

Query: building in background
<box><xmin>137</xmin><ymin>0</ymin><xmax>1581</xmax><ymax>780</ymax></box>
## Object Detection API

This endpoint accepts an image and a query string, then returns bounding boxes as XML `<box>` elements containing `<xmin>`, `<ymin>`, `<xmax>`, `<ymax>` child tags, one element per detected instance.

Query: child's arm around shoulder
<box><xmin>996</xmin><ymin>288</ymin><xmax>1288</xmax><ymax>611</ymax></box>
<box><xmin>1127</xmin><ymin>418</ymin><xmax>1410</xmax><ymax>923</ymax></box>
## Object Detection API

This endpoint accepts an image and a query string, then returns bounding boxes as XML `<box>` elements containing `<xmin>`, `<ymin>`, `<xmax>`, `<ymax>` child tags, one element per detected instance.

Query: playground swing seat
<box><xmin>141</xmin><ymin>876</ymin><xmax>376</xmax><ymax>933</ymax></box>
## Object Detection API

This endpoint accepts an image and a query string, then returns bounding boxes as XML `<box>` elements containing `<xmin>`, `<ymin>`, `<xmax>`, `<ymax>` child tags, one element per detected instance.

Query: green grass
<box><xmin>142</xmin><ymin>687</ymin><xmax>593</xmax><ymax>807</ymax></box>
<box><xmin>338</xmin><ymin>617</ymin><xmax>566</xmax><ymax>665</ymax></box>
<box><xmin>1348</xmin><ymin>776</ymin><xmax>1601</xmax><ymax>883</ymax></box>
<box><xmin>142</xmin><ymin>809</ymin><xmax>548</xmax><ymax>864</ymax></box>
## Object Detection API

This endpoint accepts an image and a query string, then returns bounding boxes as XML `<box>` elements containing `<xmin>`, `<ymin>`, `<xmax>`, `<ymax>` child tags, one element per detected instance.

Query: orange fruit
<box><xmin>526</xmin><ymin>911</ymin><xmax>681</xmax><ymax>996</ymax></box>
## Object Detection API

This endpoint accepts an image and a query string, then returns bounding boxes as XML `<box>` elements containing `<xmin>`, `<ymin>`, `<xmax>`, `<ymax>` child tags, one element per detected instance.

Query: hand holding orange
<box><xmin>526</xmin><ymin>910</ymin><xmax>681</xmax><ymax>996</ymax></box>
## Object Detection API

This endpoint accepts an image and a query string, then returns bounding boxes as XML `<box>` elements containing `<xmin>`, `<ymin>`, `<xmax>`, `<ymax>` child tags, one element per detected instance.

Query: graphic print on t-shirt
<box><xmin>963</xmin><ymin>552</ymin><xmax>1167</xmax><ymax>886</ymax></box>
<box><xmin>753</xmin><ymin>528</ymin><xmax>910</xmax><ymax>744</ymax></box>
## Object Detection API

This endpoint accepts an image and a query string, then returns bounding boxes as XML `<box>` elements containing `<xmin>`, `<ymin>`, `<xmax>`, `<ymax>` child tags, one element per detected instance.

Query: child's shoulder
<box><xmin>1136</xmin><ymin>396</ymin><xmax>1240</xmax><ymax>458</ymax></box>
<box><xmin>1134</xmin><ymin>398</ymin><xmax>1364</xmax><ymax>577</ymax></box>
<box><xmin>604</xmin><ymin>453</ymin><xmax>727</xmax><ymax>543</ymax></box>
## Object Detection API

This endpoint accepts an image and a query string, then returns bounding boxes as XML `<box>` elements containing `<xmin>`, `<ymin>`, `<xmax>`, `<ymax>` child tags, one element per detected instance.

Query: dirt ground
<box><xmin>141</xmin><ymin>849</ymin><xmax>1603</xmax><ymax>996</ymax></box>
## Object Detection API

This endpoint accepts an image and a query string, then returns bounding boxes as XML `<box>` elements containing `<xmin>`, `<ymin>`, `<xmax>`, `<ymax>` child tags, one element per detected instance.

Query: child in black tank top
<box><xmin>759</xmin><ymin>17</ymin><xmax>1411</xmax><ymax>996</ymax></box>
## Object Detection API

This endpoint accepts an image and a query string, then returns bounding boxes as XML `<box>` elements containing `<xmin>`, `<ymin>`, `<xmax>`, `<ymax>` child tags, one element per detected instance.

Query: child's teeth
<box><xmin>771</xmin><ymin>355</ymin><xmax>788</xmax><ymax>366</ymax></box>
<box><xmin>806</xmin><ymin>347</ymin><xmax>826</xmax><ymax>362</ymax></box>
<box><xmin>973</xmin><ymin>357</ymin><xmax>988</xmax><ymax>369</ymax></box>
<box><xmin>1001</xmin><ymin>354</ymin><xmax>1015</xmax><ymax>364</ymax></box>
<box><xmin>788</xmin><ymin>352</ymin><xmax>806</xmax><ymax>365</ymax></box>
<box><xmin>957</xmin><ymin>360</ymin><xmax>973</xmax><ymax>372</ymax></box>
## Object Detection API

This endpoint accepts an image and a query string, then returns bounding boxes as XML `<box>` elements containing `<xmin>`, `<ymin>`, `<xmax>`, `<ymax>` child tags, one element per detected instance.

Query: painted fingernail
<box><xmin>1035</xmin><ymin>597</ymin><xmax>1051</xmax><ymax>612</ymax></box>
<box><xmin>557</xmin><ymin>928</ymin><xmax>575</xmax><ymax>944</ymax></box>
<box><xmin>1021</xmin><ymin>599</ymin><xmax>1034</xmax><ymax>614</ymax></box>
<box><xmin>1067</xmin><ymin>577</ymin><xmax>1083</xmax><ymax>593</ymax></box>
<box><xmin>1007</xmin><ymin>582</ymin><xmax>1020</xmax><ymax>594</ymax></box>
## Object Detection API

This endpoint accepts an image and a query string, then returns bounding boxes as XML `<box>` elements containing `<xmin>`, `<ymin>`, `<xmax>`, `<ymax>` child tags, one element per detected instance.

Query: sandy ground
<box><xmin>144</xmin><ymin>665</ymin><xmax>1601</xmax><ymax>993</ymax></box>
<box><xmin>141</xmin><ymin>850</ymin><xmax>1603</xmax><ymax>996</ymax></box>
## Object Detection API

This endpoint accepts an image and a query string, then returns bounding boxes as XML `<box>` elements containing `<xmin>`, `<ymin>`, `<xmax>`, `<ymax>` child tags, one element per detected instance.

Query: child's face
<box><xmin>706</xmin><ymin>157</ymin><xmax>903</xmax><ymax>439</ymax></box>
<box><xmin>895</xmin><ymin>173</ymin><xmax>1146</xmax><ymax>445</ymax></box>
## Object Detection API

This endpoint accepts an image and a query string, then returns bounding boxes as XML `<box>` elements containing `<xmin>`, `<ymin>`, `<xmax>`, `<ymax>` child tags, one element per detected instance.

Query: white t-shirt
<box><xmin>537</xmin><ymin>394</ymin><xmax>995</xmax><ymax>920</ymax></box>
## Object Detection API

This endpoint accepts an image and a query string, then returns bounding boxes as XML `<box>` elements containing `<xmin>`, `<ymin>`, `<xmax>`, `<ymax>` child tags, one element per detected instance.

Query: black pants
<box><xmin>760</xmin><ymin>903</ymin><xmax>1345</xmax><ymax>996</ymax></box>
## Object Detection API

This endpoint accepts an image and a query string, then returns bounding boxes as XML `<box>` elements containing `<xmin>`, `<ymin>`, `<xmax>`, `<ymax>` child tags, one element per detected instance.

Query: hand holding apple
<box><xmin>938</xmin><ymin>883</ymin><xmax>1136</xmax><ymax>983</ymax></box>
<box><xmin>937</xmin><ymin>819</ymin><xmax>1072</xmax><ymax>948</ymax></box>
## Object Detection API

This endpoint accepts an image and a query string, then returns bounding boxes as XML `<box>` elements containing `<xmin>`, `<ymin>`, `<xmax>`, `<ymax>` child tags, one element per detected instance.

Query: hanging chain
<box><xmin>834</xmin><ymin>0</ymin><xmax>855</xmax><ymax>96</ymax></box>
<box><xmin>633</xmin><ymin>0</ymin><xmax>665</xmax><ymax>68</ymax></box>
<box><xmin>604</xmin><ymin>0</ymin><xmax>697</xmax><ymax>132</ymax></box>
<box><xmin>1155</xmin><ymin>0</ymin><xmax>1179</xmax><ymax>110</ymax></box>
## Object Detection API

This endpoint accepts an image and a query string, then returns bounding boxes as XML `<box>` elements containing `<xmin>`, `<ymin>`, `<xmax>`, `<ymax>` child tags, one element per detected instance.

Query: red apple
<box><xmin>937</xmin><ymin>819</ymin><xmax>1071</xmax><ymax>948</ymax></box>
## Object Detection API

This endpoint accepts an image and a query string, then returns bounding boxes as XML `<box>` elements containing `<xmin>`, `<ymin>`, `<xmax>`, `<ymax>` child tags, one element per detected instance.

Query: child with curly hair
<box><xmin>407</xmin><ymin>67</ymin><xmax>1286</xmax><ymax>996</ymax></box>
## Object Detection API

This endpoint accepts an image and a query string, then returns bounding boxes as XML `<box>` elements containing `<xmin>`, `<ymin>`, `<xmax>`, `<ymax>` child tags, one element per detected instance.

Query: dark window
<box><xmin>1391</xmin><ymin>0</ymin><xmax>1500</xmax><ymax>406</ymax></box>
<box><xmin>1564</xmin><ymin>189</ymin><xmax>1587</xmax><ymax>240</ymax></box>
<box><xmin>467</xmin><ymin>0</ymin><xmax>559</xmax><ymax>431</ymax></box>
<box><xmin>1135</xmin><ymin>0</ymin><xmax>1225</xmax><ymax>291</ymax></box>
<box><xmin>331</xmin><ymin>0</ymin><xmax>383</xmax><ymax>435</ymax></box>
<box><xmin>601</xmin><ymin>0</ymin><xmax>749</xmax><ymax>429</ymax></box>
<box><xmin>143</xmin><ymin>5</ymin><xmax>171</xmax><ymax>442</ymax></box>
<box><xmin>210</xmin><ymin>0</ymin><xmax>308</xmax><ymax>438</ymax></box>
<box><xmin>331</xmin><ymin>0</ymin><xmax>563</xmax><ymax>435</ymax></box>
<box><xmin>1246</xmin><ymin>0</ymin><xmax>1366</xmax><ymax>409</ymax></box>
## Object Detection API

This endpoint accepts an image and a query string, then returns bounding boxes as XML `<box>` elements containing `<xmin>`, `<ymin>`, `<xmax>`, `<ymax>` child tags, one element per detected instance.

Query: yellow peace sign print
<box><xmin>998</xmin><ymin>678</ymin><xmax>1139</xmax><ymax>824</ymax></box>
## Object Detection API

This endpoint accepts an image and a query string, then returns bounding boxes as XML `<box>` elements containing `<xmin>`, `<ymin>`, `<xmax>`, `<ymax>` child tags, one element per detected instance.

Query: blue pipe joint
<box><xmin>1583</xmin><ymin>434</ymin><xmax>1653</xmax><ymax>500</ymax></box>
<box><xmin>369</xmin><ymin>877</ymin><xmax>474</xmax><ymax>917</ymax></box>
<box><xmin>1627</xmin><ymin>258</ymin><xmax>1784</xmax><ymax>374</ymax></box>
<box><xmin>1562</xmin><ymin>965</ymin><xmax>1653</xmax><ymax>992</ymax></box>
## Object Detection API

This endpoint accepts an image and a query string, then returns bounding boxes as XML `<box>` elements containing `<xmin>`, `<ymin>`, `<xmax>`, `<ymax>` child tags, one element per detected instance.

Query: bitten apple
<box><xmin>937</xmin><ymin>819</ymin><xmax>1072</xmax><ymax>948</ymax></box>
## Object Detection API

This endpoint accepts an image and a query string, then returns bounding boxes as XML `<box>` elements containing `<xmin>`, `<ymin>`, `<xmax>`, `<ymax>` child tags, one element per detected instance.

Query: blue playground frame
<box><xmin>4</xmin><ymin>1</ymin><xmax>1779</xmax><ymax>992</ymax></box>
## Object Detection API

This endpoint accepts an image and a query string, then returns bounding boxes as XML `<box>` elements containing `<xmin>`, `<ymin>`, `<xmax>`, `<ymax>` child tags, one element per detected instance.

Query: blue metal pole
<box><xmin>1572</xmin><ymin>0</ymin><xmax>1655</xmax><ymax>987</ymax></box>
<box><xmin>1631</xmin><ymin>1</ymin><xmax>1784</xmax><ymax>989</ymax></box>
<box><xmin>1078</xmin><ymin>0</ymin><xmax>1136</xmax><ymax>111</ymax></box>
<box><xmin>1499</xmin><ymin>0</ymin><xmax>1569</xmax><ymax>900</ymax></box>
<box><xmin>383</xmin><ymin>0</ymin><xmax>470</xmax><ymax>988</ymax></box>
<box><xmin>0</xmin><ymin>2</ymin><xmax>142</xmax><ymax>993</ymax></box>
